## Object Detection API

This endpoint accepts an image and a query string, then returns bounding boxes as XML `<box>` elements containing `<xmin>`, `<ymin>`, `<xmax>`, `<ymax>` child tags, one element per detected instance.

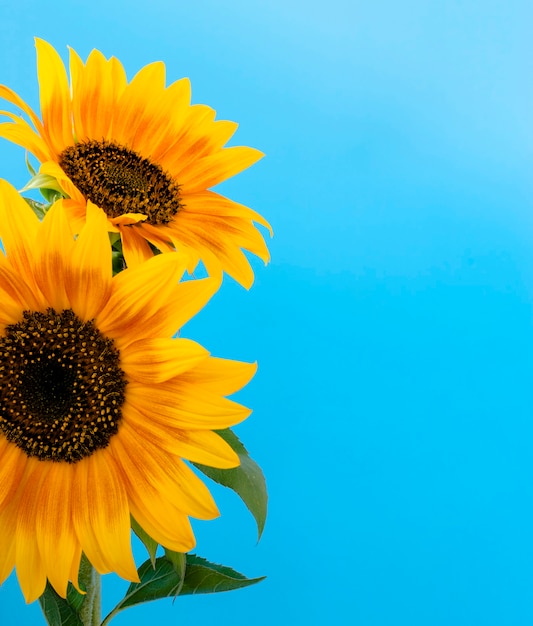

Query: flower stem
<box><xmin>78</xmin><ymin>555</ymin><xmax>101</xmax><ymax>626</ymax></box>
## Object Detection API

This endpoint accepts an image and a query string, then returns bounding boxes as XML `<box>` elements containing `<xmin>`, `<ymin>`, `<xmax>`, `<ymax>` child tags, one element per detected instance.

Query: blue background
<box><xmin>0</xmin><ymin>1</ymin><xmax>532</xmax><ymax>624</ymax></box>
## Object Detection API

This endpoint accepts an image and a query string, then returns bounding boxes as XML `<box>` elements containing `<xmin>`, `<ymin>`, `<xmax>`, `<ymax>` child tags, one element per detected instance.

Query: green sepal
<box><xmin>163</xmin><ymin>548</ymin><xmax>186</xmax><ymax>594</ymax></box>
<box><xmin>23</xmin><ymin>197</ymin><xmax>49</xmax><ymax>220</ymax></box>
<box><xmin>40</xmin><ymin>187</ymin><xmax>64</xmax><ymax>204</ymax></box>
<box><xmin>25</xmin><ymin>151</ymin><xmax>36</xmax><ymax>176</ymax></box>
<box><xmin>20</xmin><ymin>173</ymin><xmax>64</xmax><ymax>195</ymax></box>
<box><xmin>193</xmin><ymin>428</ymin><xmax>268</xmax><ymax>540</ymax></box>
<box><xmin>38</xmin><ymin>582</ymin><xmax>83</xmax><ymax>626</ymax></box>
<box><xmin>108</xmin><ymin>232</ymin><xmax>121</xmax><ymax>247</ymax></box>
<box><xmin>102</xmin><ymin>554</ymin><xmax>264</xmax><ymax>624</ymax></box>
<box><xmin>131</xmin><ymin>517</ymin><xmax>158</xmax><ymax>567</ymax></box>
<box><xmin>112</xmin><ymin>250</ymin><xmax>125</xmax><ymax>275</ymax></box>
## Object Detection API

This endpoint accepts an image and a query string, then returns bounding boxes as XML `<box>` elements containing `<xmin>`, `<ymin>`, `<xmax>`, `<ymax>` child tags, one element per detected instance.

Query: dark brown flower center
<box><xmin>59</xmin><ymin>139</ymin><xmax>183</xmax><ymax>225</ymax></box>
<box><xmin>0</xmin><ymin>308</ymin><xmax>127</xmax><ymax>463</ymax></box>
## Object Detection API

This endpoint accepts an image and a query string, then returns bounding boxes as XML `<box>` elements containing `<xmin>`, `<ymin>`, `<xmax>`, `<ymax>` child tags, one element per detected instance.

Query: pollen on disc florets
<box><xmin>0</xmin><ymin>308</ymin><xmax>127</xmax><ymax>463</ymax></box>
<box><xmin>59</xmin><ymin>139</ymin><xmax>183</xmax><ymax>225</ymax></box>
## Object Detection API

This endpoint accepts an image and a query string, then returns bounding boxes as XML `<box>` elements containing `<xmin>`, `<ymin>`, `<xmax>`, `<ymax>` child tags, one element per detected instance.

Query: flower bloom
<box><xmin>0</xmin><ymin>181</ymin><xmax>256</xmax><ymax>602</ymax></box>
<box><xmin>0</xmin><ymin>39</ymin><xmax>271</xmax><ymax>287</ymax></box>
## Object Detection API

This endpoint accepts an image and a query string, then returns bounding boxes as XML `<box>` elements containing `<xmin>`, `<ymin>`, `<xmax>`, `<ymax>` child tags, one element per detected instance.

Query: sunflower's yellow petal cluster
<box><xmin>0</xmin><ymin>40</ymin><xmax>269</xmax><ymax>607</ymax></box>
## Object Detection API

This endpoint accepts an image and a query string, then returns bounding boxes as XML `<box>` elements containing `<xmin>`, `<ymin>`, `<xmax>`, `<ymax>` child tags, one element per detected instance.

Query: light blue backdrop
<box><xmin>0</xmin><ymin>1</ymin><xmax>532</xmax><ymax>624</ymax></box>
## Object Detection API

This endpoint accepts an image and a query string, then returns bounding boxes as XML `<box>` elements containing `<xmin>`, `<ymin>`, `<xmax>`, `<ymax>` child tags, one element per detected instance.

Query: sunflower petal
<box><xmin>65</xmin><ymin>200</ymin><xmax>112</xmax><ymax>320</ymax></box>
<box><xmin>35</xmin><ymin>38</ymin><xmax>73</xmax><ymax>153</ymax></box>
<box><xmin>72</xmin><ymin>454</ymin><xmax>138</xmax><ymax>580</ymax></box>
<box><xmin>179</xmin><ymin>146</ymin><xmax>264</xmax><ymax>192</ymax></box>
<box><xmin>36</xmin><ymin>465</ymin><xmax>80</xmax><ymax>598</ymax></box>
<box><xmin>120</xmin><ymin>337</ymin><xmax>209</xmax><ymax>384</ymax></box>
<box><xmin>15</xmin><ymin>460</ymin><xmax>49</xmax><ymax>603</ymax></box>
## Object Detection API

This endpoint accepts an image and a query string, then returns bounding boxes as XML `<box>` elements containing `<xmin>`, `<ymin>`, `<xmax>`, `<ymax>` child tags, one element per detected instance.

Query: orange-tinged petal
<box><xmin>112</xmin><ymin>62</ymin><xmax>166</xmax><ymax>147</ymax></box>
<box><xmin>148</xmin><ymin>77</ymin><xmax>192</xmax><ymax>163</ymax></box>
<box><xmin>120</xmin><ymin>337</ymin><xmax>209</xmax><ymax>384</ymax></box>
<box><xmin>72</xmin><ymin>454</ymin><xmax>138</xmax><ymax>580</ymax></box>
<box><xmin>134</xmin><ymin>222</ymin><xmax>174</xmax><ymax>253</ymax></box>
<box><xmin>120</xmin><ymin>223</ymin><xmax>155</xmax><ymax>268</ymax></box>
<box><xmin>0</xmin><ymin>440</ymin><xmax>28</xmax><ymax>509</ymax></box>
<box><xmin>0</xmin><ymin>180</ymin><xmax>40</xmax><ymax>288</ymax></box>
<box><xmin>129</xmin><ymin>276</ymin><xmax>221</xmax><ymax>341</ymax></box>
<box><xmin>126</xmin><ymin>406</ymin><xmax>239</xmax><ymax>468</ymax></box>
<box><xmin>70</xmin><ymin>47</ymin><xmax>116</xmax><ymax>141</ymax></box>
<box><xmin>109</xmin><ymin>436</ymin><xmax>198</xmax><ymax>552</ymax></box>
<box><xmin>179</xmin><ymin>146</ymin><xmax>264</xmax><ymax>192</ymax></box>
<box><xmin>181</xmin><ymin>189</ymin><xmax>273</xmax><ymax>236</ymax></box>
<box><xmin>96</xmin><ymin>252</ymin><xmax>188</xmax><ymax>343</ymax></box>
<box><xmin>162</xmin><ymin>115</ymin><xmax>238</xmax><ymax>176</ymax></box>
<box><xmin>15</xmin><ymin>459</ymin><xmax>49</xmax><ymax>603</ymax></box>
<box><xmin>0</xmin><ymin>116</ymin><xmax>51</xmax><ymax>162</ymax></box>
<box><xmin>0</xmin><ymin>261</ymin><xmax>40</xmax><ymax>321</ymax></box>
<box><xmin>36</xmin><ymin>464</ymin><xmax>80</xmax><ymax>598</ymax></box>
<box><xmin>109</xmin><ymin>56</ymin><xmax>128</xmax><ymax>105</ymax></box>
<box><xmin>65</xmin><ymin>201</ymin><xmax>112</xmax><ymax>320</ymax></box>
<box><xmin>0</xmin><ymin>85</ymin><xmax>44</xmax><ymax>133</ymax></box>
<box><xmin>115</xmin><ymin>422</ymin><xmax>219</xmax><ymax>519</ymax></box>
<box><xmin>130</xmin><ymin>78</ymin><xmax>192</xmax><ymax>156</ymax></box>
<box><xmin>35</xmin><ymin>38</ymin><xmax>74</xmax><ymax>154</ymax></box>
<box><xmin>0</xmin><ymin>502</ymin><xmax>16</xmax><ymax>585</ymax></box>
<box><xmin>33</xmin><ymin>199</ymin><xmax>75</xmax><ymax>311</ymax></box>
<box><xmin>110</xmin><ymin>213</ymin><xmax>148</xmax><ymax>227</ymax></box>
<box><xmin>127</xmin><ymin>379</ymin><xmax>251</xmax><ymax>429</ymax></box>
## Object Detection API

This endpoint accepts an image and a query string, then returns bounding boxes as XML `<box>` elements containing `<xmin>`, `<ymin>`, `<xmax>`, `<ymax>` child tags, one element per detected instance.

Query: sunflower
<box><xmin>0</xmin><ymin>39</ymin><xmax>271</xmax><ymax>288</ymax></box>
<box><xmin>0</xmin><ymin>180</ymin><xmax>256</xmax><ymax>603</ymax></box>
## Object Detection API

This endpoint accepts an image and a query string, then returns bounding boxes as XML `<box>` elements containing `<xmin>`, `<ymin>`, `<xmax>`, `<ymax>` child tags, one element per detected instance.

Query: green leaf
<box><xmin>112</xmin><ymin>250</ymin><xmax>125</xmax><ymax>275</ymax></box>
<box><xmin>180</xmin><ymin>554</ymin><xmax>265</xmax><ymax>595</ymax></box>
<box><xmin>40</xmin><ymin>187</ymin><xmax>64</xmax><ymax>204</ymax></box>
<box><xmin>25</xmin><ymin>151</ymin><xmax>36</xmax><ymax>176</ymax></box>
<box><xmin>163</xmin><ymin>548</ymin><xmax>186</xmax><ymax>595</ymax></box>
<box><xmin>38</xmin><ymin>583</ymin><xmax>83</xmax><ymax>626</ymax></box>
<box><xmin>193</xmin><ymin>428</ymin><xmax>268</xmax><ymax>540</ymax></box>
<box><xmin>102</xmin><ymin>555</ymin><xmax>264</xmax><ymax>624</ymax></box>
<box><xmin>66</xmin><ymin>584</ymin><xmax>84</xmax><ymax>613</ymax></box>
<box><xmin>23</xmin><ymin>197</ymin><xmax>48</xmax><ymax>219</ymax></box>
<box><xmin>131</xmin><ymin>517</ymin><xmax>158</xmax><ymax>567</ymax></box>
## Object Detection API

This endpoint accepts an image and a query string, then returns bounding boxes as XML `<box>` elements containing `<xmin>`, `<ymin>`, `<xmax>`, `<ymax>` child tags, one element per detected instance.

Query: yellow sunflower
<box><xmin>0</xmin><ymin>180</ymin><xmax>256</xmax><ymax>603</ymax></box>
<box><xmin>0</xmin><ymin>39</ymin><xmax>271</xmax><ymax>288</ymax></box>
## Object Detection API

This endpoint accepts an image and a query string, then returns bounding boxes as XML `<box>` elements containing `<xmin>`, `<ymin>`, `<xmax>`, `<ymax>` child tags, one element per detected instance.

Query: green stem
<box><xmin>78</xmin><ymin>555</ymin><xmax>101</xmax><ymax>626</ymax></box>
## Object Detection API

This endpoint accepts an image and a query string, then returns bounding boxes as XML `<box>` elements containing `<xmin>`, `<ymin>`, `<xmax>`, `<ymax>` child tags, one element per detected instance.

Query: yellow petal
<box><xmin>0</xmin><ymin>440</ymin><xmax>28</xmax><ymax>509</ymax></box>
<box><xmin>127</xmin><ymin>379</ymin><xmax>251</xmax><ymax>430</ymax></box>
<box><xmin>70</xmin><ymin>47</ymin><xmax>117</xmax><ymax>141</ymax></box>
<box><xmin>0</xmin><ymin>180</ymin><xmax>40</xmax><ymax>289</ymax></box>
<box><xmin>72</xmin><ymin>454</ymin><xmax>138</xmax><ymax>580</ymax></box>
<box><xmin>35</xmin><ymin>38</ymin><xmax>73</xmax><ymax>154</ymax></box>
<box><xmin>0</xmin><ymin>84</ymin><xmax>45</xmax><ymax>133</ymax></box>
<box><xmin>33</xmin><ymin>199</ymin><xmax>75</xmax><ymax>311</ymax></box>
<box><xmin>96</xmin><ymin>253</ymin><xmax>198</xmax><ymax>345</ymax></box>
<box><xmin>0</xmin><ymin>502</ymin><xmax>16</xmax><ymax>586</ymax></box>
<box><xmin>116</xmin><ymin>422</ymin><xmax>220</xmax><ymax>519</ymax></box>
<box><xmin>0</xmin><ymin>116</ymin><xmax>51</xmax><ymax>162</ymax></box>
<box><xmin>179</xmin><ymin>358</ymin><xmax>257</xmax><ymax>396</ymax></box>
<box><xmin>65</xmin><ymin>201</ymin><xmax>112</xmax><ymax>320</ymax></box>
<box><xmin>112</xmin><ymin>62</ymin><xmax>166</xmax><ymax>147</ymax></box>
<box><xmin>15</xmin><ymin>460</ymin><xmax>49</xmax><ymax>603</ymax></box>
<box><xmin>126</xmin><ymin>407</ymin><xmax>240</xmax><ymax>468</ymax></box>
<box><xmin>120</xmin><ymin>223</ymin><xmax>155</xmax><ymax>268</ymax></box>
<box><xmin>35</xmin><ymin>464</ymin><xmax>80</xmax><ymax>598</ymax></box>
<box><xmin>120</xmin><ymin>337</ymin><xmax>209</xmax><ymax>384</ymax></box>
<box><xmin>179</xmin><ymin>146</ymin><xmax>264</xmax><ymax>192</ymax></box>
